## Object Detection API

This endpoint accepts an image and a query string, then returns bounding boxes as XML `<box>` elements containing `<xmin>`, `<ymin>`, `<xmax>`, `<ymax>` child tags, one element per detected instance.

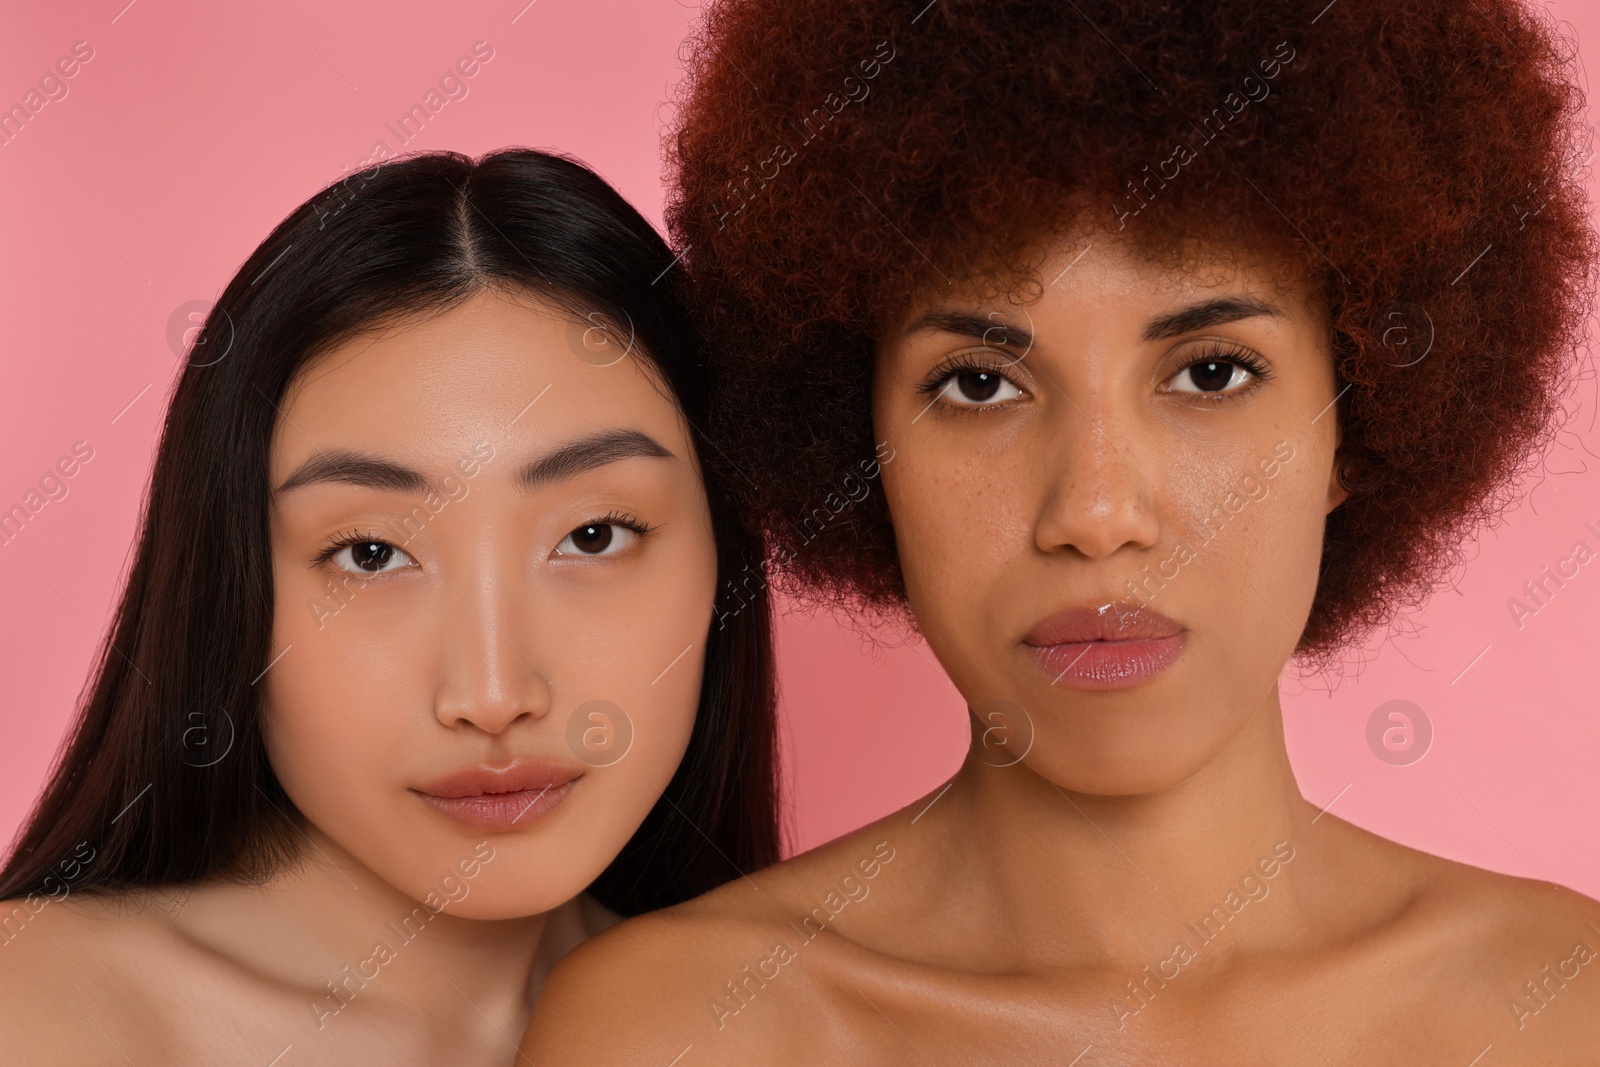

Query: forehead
<box><xmin>270</xmin><ymin>288</ymin><xmax>684</xmax><ymax>474</ymax></box>
<box><xmin>889</xmin><ymin>224</ymin><xmax>1318</xmax><ymax>338</ymax></box>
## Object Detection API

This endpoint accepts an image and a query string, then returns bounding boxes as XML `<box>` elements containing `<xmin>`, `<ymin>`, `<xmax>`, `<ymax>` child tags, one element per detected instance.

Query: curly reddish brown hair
<box><xmin>665</xmin><ymin>0</ymin><xmax>1598</xmax><ymax>669</ymax></box>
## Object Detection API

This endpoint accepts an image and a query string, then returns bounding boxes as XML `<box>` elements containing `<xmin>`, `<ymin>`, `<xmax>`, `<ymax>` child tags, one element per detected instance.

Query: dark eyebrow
<box><xmin>274</xmin><ymin>429</ymin><xmax>675</xmax><ymax>496</ymax></box>
<box><xmin>900</xmin><ymin>311</ymin><xmax>1034</xmax><ymax>349</ymax></box>
<box><xmin>1141</xmin><ymin>297</ymin><xmax>1287</xmax><ymax>342</ymax></box>
<box><xmin>518</xmin><ymin>428</ymin><xmax>674</xmax><ymax>489</ymax></box>
<box><xmin>900</xmin><ymin>298</ymin><xmax>1286</xmax><ymax>349</ymax></box>
<box><xmin>275</xmin><ymin>452</ymin><xmax>427</xmax><ymax>495</ymax></box>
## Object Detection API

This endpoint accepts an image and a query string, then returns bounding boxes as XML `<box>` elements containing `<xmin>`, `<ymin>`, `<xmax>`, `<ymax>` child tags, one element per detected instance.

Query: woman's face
<box><xmin>872</xmin><ymin>227</ymin><xmax>1348</xmax><ymax>795</ymax></box>
<box><xmin>264</xmin><ymin>287</ymin><xmax>716</xmax><ymax>917</ymax></box>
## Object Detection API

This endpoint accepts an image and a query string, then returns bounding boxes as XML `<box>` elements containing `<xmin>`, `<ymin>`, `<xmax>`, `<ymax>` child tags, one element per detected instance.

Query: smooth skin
<box><xmin>0</xmin><ymin>288</ymin><xmax>719</xmax><ymax>1065</ymax></box>
<box><xmin>522</xmin><ymin>227</ymin><xmax>1600</xmax><ymax>1065</ymax></box>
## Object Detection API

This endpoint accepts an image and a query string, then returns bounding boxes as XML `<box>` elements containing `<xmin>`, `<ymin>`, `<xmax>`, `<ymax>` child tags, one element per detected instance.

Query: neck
<box><xmin>163</xmin><ymin>824</ymin><xmax>591</xmax><ymax>1038</ymax></box>
<box><xmin>938</xmin><ymin>683</ymin><xmax>1338</xmax><ymax>969</ymax></box>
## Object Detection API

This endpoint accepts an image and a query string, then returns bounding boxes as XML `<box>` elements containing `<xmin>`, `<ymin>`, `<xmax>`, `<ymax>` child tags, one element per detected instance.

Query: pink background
<box><xmin>2</xmin><ymin>0</ymin><xmax>1597</xmax><ymax>894</ymax></box>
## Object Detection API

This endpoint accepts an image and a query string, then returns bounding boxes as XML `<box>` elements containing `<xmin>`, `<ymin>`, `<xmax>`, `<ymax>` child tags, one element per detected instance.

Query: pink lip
<box><xmin>1023</xmin><ymin>601</ymin><xmax>1187</xmax><ymax>690</ymax></box>
<box><xmin>412</xmin><ymin>759</ymin><xmax>582</xmax><ymax>832</ymax></box>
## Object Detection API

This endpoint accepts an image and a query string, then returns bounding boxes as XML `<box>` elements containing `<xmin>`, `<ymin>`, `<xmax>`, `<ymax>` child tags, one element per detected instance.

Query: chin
<box><xmin>1032</xmin><ymin>763</ymin><xmax>1193</xmax><ymax>798</ymax></box>
<box><xmin>434</xmin><ymin>880</ymin><xmax>585</xmax><ymax>921</ymax></box>
<box><xmin>1020</xmin><ymin>734</ymin><xmax>1223</xmax><ymax>797</ymax></box>
<box><xmin>418</xmin><ymin>831</ymin><xmax>629</xmax><ymax>919</ymax></box>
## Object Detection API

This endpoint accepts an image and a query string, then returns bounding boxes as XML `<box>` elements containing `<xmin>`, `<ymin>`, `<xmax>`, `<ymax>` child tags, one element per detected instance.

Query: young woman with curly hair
<box><xmin>523</xmin><ymin>0</ymin><xmax>1600</xmax><ymax>1062</ymax></box>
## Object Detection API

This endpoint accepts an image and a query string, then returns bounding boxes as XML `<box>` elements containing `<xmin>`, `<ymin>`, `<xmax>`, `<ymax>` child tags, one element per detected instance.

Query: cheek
<box><xmin>883</xmin><ymin>442</ymin><xmax>1033</xmax><ymax>624</ymax></box>
<box><xmin>544</xmin><ymin>522</ymin><xmax>715</xmax><ymax>795</ymax></box>
<box><xmin>1164</xmin><ymin>438</ymin><xmax>1330</xmax><ymax>655</ymax></box>
<box><xmin>553</xmin><ymin>570</ymin><xmax>708</xmax><ymax>761</ymax></box>
<box><xmin>553</xmin><ymin>511</ymin><xmax>714</xmax><ymax>684</ymax></box>
<box><xmin>1241</xmin><ymin>457</ymin><xmax>1332</xmax><ymax>621</ymax></box>
<box><xmin>263</xmin><ymin>579</ymin><xmax>421</xmax><ymax>826</ymax></box>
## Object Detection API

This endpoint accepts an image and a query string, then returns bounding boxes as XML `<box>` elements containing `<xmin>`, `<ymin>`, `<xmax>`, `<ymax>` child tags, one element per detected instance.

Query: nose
<box><xmin>432</xmin><ymin>567</ymin><xmax>552</xmax><ymax>734</ymax></box>
<box><xmin>1032</xmin><ymin>396</ymin><xmax>1162</xmax><ymax>560</ymax></box>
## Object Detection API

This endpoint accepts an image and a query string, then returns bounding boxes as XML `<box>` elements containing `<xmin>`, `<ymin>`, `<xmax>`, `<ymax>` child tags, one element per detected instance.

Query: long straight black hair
<box><xmin>0</xmin><ymin>149</ymin><xmax>780</xmax><ymax>917</ymax></box>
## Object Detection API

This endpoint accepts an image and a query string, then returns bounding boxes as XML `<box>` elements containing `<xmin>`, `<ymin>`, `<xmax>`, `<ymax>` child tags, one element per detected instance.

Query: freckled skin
<box><xmin>878</xmin><ymin>232</ymin><xmax>1341</xmax><ymax>798</ymax></box>
<box><xmin>522</xmin><ymin>231</ymin><xmax>1600</xmax><ymax>1066</ymax></box>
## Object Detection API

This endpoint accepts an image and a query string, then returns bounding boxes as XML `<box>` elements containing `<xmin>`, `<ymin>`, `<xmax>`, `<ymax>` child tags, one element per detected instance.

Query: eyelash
<box><xmin>1169</xmin><ymin>342</ymin><xmax>1275</xmax><ymax>405</ymax></box>
<box><xmin>915</xmin><ymin>342</ymin><xmax>1275</xmax><ymax>412</ymax></box>
<box><xmin>577</xmin><ymin>510</ymin><xmax>658</xmax><ymax>541</ymax></box>
<box><xmin>312</xmin><ymin>512</ymin><xmax>661</xmax><ymax>567</ymax></box>
<box><xmin>915</xmin><ymin>350</ymin><xmax>1024</xmax><ymax>416</ymax></box>
<box><xmin>314</xmin><ymin>528</ymin><xmax>395</xmax><ymax>567</ymax></box>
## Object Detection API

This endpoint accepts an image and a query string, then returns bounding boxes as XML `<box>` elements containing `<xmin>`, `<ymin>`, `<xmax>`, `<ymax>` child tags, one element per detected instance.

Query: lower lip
<box><xmin>1027</xmin><ymin>634</ymin><xmax>1187</xmax><ymax>690</ymax></box>
<box><xmin>413</xmin><ymin>779</ymin><xmax>577</xmax><ymax>832</ymax></box>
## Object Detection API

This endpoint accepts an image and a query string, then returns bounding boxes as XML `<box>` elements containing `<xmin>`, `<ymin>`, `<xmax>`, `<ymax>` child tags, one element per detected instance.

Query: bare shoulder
<box><xmin>1348</xmin><ymin>830</ymin><xmax>1600</xmax><ymax>1058</ymax></box>
<box><xmin>523</xmin><ymin>821</ymin><xmax>909</xmax><ymax>1065</ymax></box>
<box><xmin>1382</xmin><ymin>837</ymin><xmax>1600</xmax><ymax>958</ymax></box>
<box><xmin>519</xmin><ymin>891</ymin><xmax>779</xmax><ymax>1064</ymax></box>
<box><xmin>1431</xmin><ymin>858</ymin><xmax>1600</xmax><ymax>1035</ymax></box>
<box><xmin>0</xmin><ymin>891</ymin><xmax>176</xmax><ymax>1065</ymax></box>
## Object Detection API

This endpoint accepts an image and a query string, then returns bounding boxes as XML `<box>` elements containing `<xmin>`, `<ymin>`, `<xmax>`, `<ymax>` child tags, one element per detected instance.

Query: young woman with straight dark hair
<box><xmin>0</xmin><ymin>147</ymin><xmax>779</xmax><ymax>1064</ymax></box>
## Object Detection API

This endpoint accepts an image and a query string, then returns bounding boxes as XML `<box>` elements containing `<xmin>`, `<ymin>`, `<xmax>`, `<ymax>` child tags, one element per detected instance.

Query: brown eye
<box><xmin>331</xmin><ymin>540</ymin><xmax>413</xmax><ymax>574</ymax></box>
<box><xmin>570</xmin><ymin>524</ymin><xmax>612</xmax><ymax>553</ymax></box>
<box><xmin>1178</xmin><ymin>360</ymin><xmax>1250</xmax><ymax>393</ymax></box>
<box><xmin>940</xmin><ymin>368</ymin><xmax>1022</xmax><ymax>407</ymax></box>
<box><xmin>956</xmin><ymin>372</ymin><xmax>1000</xmax><ymax>401</ymax></box>
<box><xmin>555</xmin><ymin>523</ymin><xmax>638</xmax><ymax>557</ymax></box>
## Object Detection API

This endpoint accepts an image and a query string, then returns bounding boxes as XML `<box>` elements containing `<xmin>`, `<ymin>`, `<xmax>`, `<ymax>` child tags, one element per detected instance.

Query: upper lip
<box><xmin>1023</xmin><ymin>600</ymin><xmax>1184</xmax><ymax>645</ymax></box>
<box><xmin>413</xmin><ymin>758</ymin><xmax>583</xmax><ymax>799</ymax></box>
